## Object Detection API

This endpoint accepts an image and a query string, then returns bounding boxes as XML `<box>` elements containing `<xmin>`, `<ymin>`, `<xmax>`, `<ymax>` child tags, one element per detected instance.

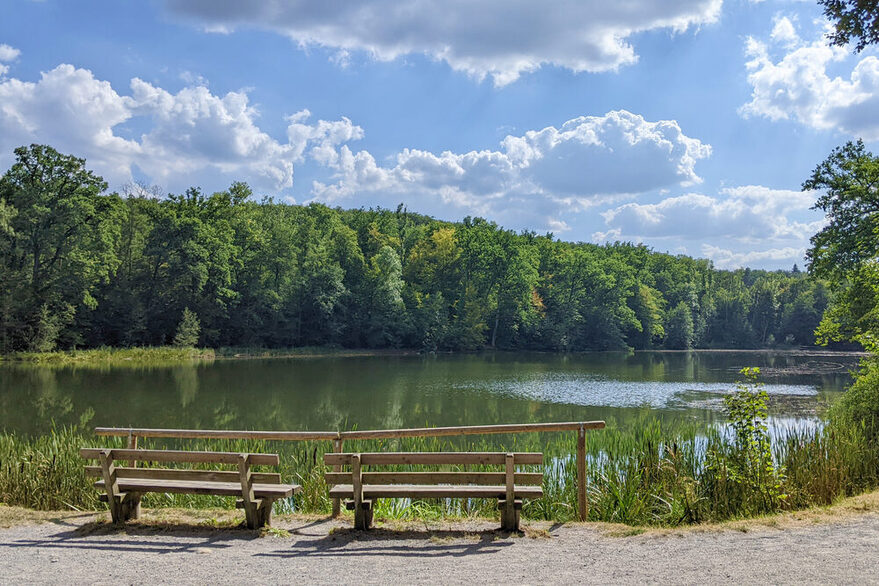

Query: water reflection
<box><xmin>0</xmin><ymin>351</ymin><xmax>860</xmax><ymax>436</ymax></box>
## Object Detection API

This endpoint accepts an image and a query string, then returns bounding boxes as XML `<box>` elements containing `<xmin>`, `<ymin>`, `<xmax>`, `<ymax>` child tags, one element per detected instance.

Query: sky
<box><xmin>0</xmin><ymin>0</ymin><xmax>875</xmax><ymax>270</ymax></box>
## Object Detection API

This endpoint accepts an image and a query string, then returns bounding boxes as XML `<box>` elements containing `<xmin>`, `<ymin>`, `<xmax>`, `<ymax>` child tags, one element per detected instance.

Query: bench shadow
<box><xmin>0</xmin><ymin>519</ymin><xmax>259</xmax><ymax>555</ymax></box>
<box><xmin>258</xmin><ymin>527</ymin><xmax>516</xmax><ymax>559</ymax></box>
<box><xmin>0</xmin><ymin>517</ymin><xmax>553</xmax><ymax>559</ymax></box>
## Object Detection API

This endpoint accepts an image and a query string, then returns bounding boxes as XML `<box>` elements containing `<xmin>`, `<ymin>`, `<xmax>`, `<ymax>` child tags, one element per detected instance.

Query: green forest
<box><xmin>0</xmin><ymin>144</ymin><xmax>833</xmax><ymax>354</ymax></box>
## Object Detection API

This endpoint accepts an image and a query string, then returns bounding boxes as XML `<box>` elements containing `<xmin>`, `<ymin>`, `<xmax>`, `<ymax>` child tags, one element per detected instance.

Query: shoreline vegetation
<box><xmin>0</xmin><ymin>344</ymin><xmax>866</xmax><ymax>366</ymax></box>
<box><xmin>0</xmin><ymin>345</ymin><xmax>421</xmax><ymax>365</ymax></box>
<box><xmin>2</xmin><ymin>389</ymin><xmax>878</xmax><ymax>528</ymax></box>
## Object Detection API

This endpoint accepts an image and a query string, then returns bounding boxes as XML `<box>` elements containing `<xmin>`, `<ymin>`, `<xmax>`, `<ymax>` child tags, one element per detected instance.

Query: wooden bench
<box><xmin>325</xmin><ymin>451</ymin><xmax>543</xmax><ymax>531</ymax></box>
<box><xmin>81</xmin><ymin>448</ymin><xmax>301</xmax><ymax>529</ymax></box>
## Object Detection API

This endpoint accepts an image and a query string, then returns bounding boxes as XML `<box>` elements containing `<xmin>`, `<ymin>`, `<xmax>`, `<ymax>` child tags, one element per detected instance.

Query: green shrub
<box><xmin>830</xmin><ymin>358</ymin><xmax>879</xmax><ymax>439</ymax></box>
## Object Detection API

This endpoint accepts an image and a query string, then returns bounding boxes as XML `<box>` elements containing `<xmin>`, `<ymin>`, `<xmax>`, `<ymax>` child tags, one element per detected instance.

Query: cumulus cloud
<box><xmin>163</xmin><ymin>0</ymin><xmax>722</xmax><ymax>86</ymax></box>
<box><xmin>0</xmin><ymin>43</ymin><xmax>20</xmax><ymax>76</ymax></box>
<box><xmin>311</xmin><ymin>110</ymin><xmax>711</xmax><ymax>231</ymax></box>
<box><xmin>595</xmin><ymin>185</ymin><xmax>824</xmax><ymax>268</ymax></box>
<box><xmin>0</xmin><ymin>62</ymin><xmax>711</xmax><ymax>235</ymax></box>
<box><xmin>700</xmin><ymin>244</ymin><xmax>806</xmax><ymax>269</ymax></box>
<box><xmin>0</xmin><ymin>64</ymin><xmax>140</xmax><ymax>181</ymax></box>
<box><xmin>741</xmin><ymin>16</ymin><xmax>879</xmax><ymax>139</ymax></box>
<box><xmin>599</xmin><ymin>185</ymin><xmax>820</xmax><ymax>241</ymax></box>
<box><xmin>0</xmin><ymin>64</ymin><xmax>361</xmax><ymax>192</ymax></box>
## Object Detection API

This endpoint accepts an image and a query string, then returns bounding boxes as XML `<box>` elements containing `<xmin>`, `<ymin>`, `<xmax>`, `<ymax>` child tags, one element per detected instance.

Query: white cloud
<box><xmin>0</xmin><ymin>63</ymin><xmax>711</xmax><ymax>236</ymax></box>
<box><xmin>128</xmin><ymin>79</ymin><xmax>300</xmax><ymax>189</ymax></box>
<box><xmin>700</xmin><ymin>244</ymin><xmax>806</xmax><ymax>269</ymax></box>
<box><xmin>0</xmin><ymin>64</ymin><xmax>140</xmax><ymax>182</ymax></box>
<box><xmin>163</xmin><ymin>0</ymin><xmax>722</xmax><ymax>86</ymax></box>
<box><xmin>0</xmin><ymin>44</ymin><xmax>19</xmax><ymax>62</ymax></box>
<box><xmin>311</xmin><ymin>110</ymin><xmax>710</xmax><ymax>232</ymax></box>
<box><xmin>0</xmin><ymin>64</ymin><xmax>360</xmax><ymax>192</ymax></box>
<box><xmin>741</xmin><ymin>17</ymin><xmax>879</xmax><ymax>139</ymax></box>
<box><xmin>0</xmin><ymin>43</ymin><xmax>20</xmax><ymax>77</ymax></box>
<box><xmin>770</xmin><ymin>15</ymin><xmax>800</xmax><ymax>49</ymax></box>
<box><xmin>595</xmin><ymin>185</ymin><xmax>824</xmax><ymax>269</ymax></box>
<box><xmin>598</xmin><ymin>185</ymin><xmax>821</xmax><ymax>242</ymax></box>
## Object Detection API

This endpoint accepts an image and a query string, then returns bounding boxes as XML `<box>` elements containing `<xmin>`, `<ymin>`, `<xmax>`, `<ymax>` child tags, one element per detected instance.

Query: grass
<box><xmin>2</xmin><ymin>346</ymin><xmax>216</xmax><ymax>365</ymax></box>
<box><xmin>2</xmin><ymin>416</ymin><xmax>878</xmax><ymax>527</ymax></box>
<box><xmin>0</xmin><ymin>345</ymin><xmax>419</xmax><ymax>366</ymax></box>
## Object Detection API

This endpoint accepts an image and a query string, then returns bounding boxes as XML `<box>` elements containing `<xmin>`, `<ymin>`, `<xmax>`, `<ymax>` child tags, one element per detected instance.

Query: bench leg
<box><xmin>258</xmin><ymin>499</ymin><xmax>274</xmax><ymax>528</ymax></box>
<box><xmin>499</xmin><ymin>499</ymin><xmax>520</xmax><ymax>532</ymax></box>
<box><xmin>108</xmin><ymin>497</ymin><xmax>123</xmax><ymax>525</ymax></box>
<box><xmin>121</xmin><ymin>493</ymin><xmax>141</xmax><ymax>522</ymax></box>
<box><xmin>109</xmin><ymin>493</ymin><xmax>141</xmax><ymax>525</ymax></box>
<box><xmin>353</xmin><ymin>500</ymin><xmax>373</xmax><ymax>530</ymax></box>
<box><xmin>241</xmin><ymin>499</ymin><xmax>275</xmax><ymax>530</ymax></box>
<box><xmin>243</xmin><ymin>498</ymin><xmax>263</xmax><ymax>530</ymax></box>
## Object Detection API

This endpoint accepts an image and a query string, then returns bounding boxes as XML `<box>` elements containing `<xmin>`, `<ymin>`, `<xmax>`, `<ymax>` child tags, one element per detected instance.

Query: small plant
<box><xmin>261</xmin><ymin>526</ymin><xmax>291</xmax><ymax>538</ymax></box>
<box><xmin>707</xmin><ymin>367</ymin><xmax>787</xmax><ymax>513</ymax></box>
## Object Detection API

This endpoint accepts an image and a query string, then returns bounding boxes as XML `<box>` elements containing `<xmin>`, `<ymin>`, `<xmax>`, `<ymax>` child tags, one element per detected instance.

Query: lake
<box><xmin>0</xmin><ymin>350</ymin><xmax>861</xmax><ymax>437</ymax></box>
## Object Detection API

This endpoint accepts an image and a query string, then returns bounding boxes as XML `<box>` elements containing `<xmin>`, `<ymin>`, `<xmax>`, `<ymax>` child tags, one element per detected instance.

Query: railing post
<box><xmin>127</xmin><ymin>429</ymin><xmax>138</xmax><ymax>469</ymax></box>
<box><xmin>331</xmin><ymin>437</ymin><xmax>343</xmax><ymax>517</ymax></box>
<box><xmin>577</xmin><ymin>423</ymin><xmax>587</xmax><ymax>521</ymax></box>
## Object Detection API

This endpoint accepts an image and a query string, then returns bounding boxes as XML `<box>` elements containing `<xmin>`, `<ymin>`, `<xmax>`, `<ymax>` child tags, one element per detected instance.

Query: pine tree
<box><xmin>173</xmin><ymin>307</ymin><xmax>200</xmax><ymax>347</ymax></box>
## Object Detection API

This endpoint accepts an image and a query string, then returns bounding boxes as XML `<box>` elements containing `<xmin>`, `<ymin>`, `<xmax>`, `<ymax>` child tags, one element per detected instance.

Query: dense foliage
<box><xmin>819</xmin><ymin>0</ymin><xmax>879</xmax><ymax>52</ymax></box>
<box><xmin>806</xmin><ymin>140</ymin><xmax>879</xmax><ymax>434</ymax></box>
<box><xmin>0</xmin><ymin>144</ymin><xmax>830</xmax><ymax>353</ymax></box>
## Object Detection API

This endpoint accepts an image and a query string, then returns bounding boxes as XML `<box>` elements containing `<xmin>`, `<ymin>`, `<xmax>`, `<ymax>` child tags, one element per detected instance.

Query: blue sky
<box><xmin>1</xmin><ymin>0</ymin><xmax>876</xmax><ymax>269</ymax></box>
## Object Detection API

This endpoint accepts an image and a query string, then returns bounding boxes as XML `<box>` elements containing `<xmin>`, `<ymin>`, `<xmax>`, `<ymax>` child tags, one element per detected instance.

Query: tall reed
<box><xmin>2</xmin><ymin>417</ymin><xmax>877</xmax><ymax>526</ymax></box>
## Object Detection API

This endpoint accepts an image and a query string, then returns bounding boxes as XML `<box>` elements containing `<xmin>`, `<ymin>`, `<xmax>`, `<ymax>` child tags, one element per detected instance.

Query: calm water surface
<box><xmin>0</xmin><ymin>351</ymin><xmax>861</xmax><ymax>436</ymax></box>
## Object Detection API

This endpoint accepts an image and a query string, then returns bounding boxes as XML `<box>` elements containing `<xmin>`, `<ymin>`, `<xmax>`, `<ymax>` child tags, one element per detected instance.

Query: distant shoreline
<box><xmin>641</xmin><ymin>348</ymin><xmax>868</xmax><ymax>357</ymax></box>
<box><xmin>0</xmin><ymin>345</ymin><xmax>866</xmax><ymax>366</ymax></box>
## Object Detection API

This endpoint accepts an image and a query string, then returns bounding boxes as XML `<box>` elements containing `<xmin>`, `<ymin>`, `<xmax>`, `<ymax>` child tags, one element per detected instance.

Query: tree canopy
<box><xmin>804</xmin><ymin>140</ymin><xmax>879</xmax><ymax>351</ymax></box>
<box><xmin>0</xmin><ymin>144</ymin><xmax>831</xmax><ymax>353</ymax></box>
<box><xmin>820</xmin><ymin>0</ymin><xmax>879</xmax><ymax>52</ymax></box>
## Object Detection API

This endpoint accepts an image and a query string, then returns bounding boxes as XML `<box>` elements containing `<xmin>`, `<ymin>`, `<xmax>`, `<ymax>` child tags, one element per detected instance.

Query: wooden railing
<box><xmin>95</xmin><ymin>420</ymin><xmax>606</xmax><ymax>520</ymax></box>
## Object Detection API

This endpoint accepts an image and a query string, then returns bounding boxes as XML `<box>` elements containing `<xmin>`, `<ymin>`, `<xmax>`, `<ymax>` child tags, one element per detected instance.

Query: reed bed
<box><xmin>3</xmin><ymin>346</ymin><xmax>216</xmax><ymax>365</ymax></box>
<box><xmin>2</xmin><ymin>416</ymin><xmax>877</xmax><ymax>527</ymax></box>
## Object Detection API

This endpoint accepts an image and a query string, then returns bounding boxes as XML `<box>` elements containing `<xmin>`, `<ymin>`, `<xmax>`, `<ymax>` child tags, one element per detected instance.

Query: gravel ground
<box><xmin>2</xmin><ymin>511</ymin><xmax>879</xmax><ymax>585</ymax></box>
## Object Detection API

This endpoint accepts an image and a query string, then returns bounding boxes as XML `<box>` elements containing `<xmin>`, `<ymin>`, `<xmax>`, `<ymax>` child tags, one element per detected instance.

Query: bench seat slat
<box><xmin>329</xmin><ymin>484</ymin><xmax>544</xmax><ymax>500</ymax></box>
<box><xmin>80</xmin><ymin>448</ymin><xmax>279</xmax><ymax>466</ymax></box>
<box><xmin>324</xmin><ymin>452</ymin><xmax>543</xmax><ymax>466</ymax></box>
<box><xmin>94</xmin><ymin>478</ymin><xmax>299</xmax><ymax>498</ymax></box>
<box><xmin>324</xmin><ymin>471</ymin><xmax>543</xmax><ymax>486</ymax></box>
<box><xmin>84</xmin><ymin>466</ymin><xmax>281</xmax><ymax>484</ymax></box>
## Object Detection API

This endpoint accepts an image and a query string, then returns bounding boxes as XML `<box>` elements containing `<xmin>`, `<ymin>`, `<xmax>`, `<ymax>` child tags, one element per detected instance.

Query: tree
<box><xmin>0</xmin><ymin>143</ymin><xmax>825</xmax><ymax>355</ymax></box>
<box><xmin>820</xmin><ymin>0</ymin><xmax>879</xmax><ymax>52</ymax></box>
<box><xmin>805</xmin><ymin>141</ymin><xmax>879</xmax><ymax>432</ymax></box>
<box><xmin>804</xmin><ymin>140</ymin><xmax>879</xmax><ymax>280</ymax></box>
<box><xmin>0</xmin><ymin>145</ymin><xmax>119</xmax><ymax>351</ymax></box>
<box><xmin>173</xmin><ymin>307</ymin><xmax>201</xmax><ymax>347</ymax></box>
<box><xmin>366</xmin><ymin>245</ymin><xmax>407</xmax><ymax>347</ymax></box>
<box><xmin>665</xmin><ymin>302</ymin><xmax>695</xmax><ymax>349</ymax></box>
<box><xmin>804</xmin><ymin>140</ymin><xmax>879</xmax><ymax>351</ymax></box>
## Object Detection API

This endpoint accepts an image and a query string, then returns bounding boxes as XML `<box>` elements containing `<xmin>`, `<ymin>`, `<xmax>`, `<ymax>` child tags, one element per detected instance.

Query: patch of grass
<box><xmin>3</xmin><ymin>346</ymin><xmax>215</xmax><ymax>366</ymax></box>
<box><xmin>261</xmin><ymin>526</ymin><xmax>291</xmax><ymax>538</ymax></box>
<box><xmin>199</xmin><ymin>516</ymin><xmax>243</xmax><ymax>529</ymax></box>
<box><xmin>522</xmin><ymin>527</ymin><xmax>552</xmax><ymax>539</ymax></box>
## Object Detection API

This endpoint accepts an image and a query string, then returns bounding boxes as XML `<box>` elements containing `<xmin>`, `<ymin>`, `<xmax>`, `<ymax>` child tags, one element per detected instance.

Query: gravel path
<box><xmin>2</xmin><ymin>511</ymin><xmax>879</xmax><ymax>585</ymax></box>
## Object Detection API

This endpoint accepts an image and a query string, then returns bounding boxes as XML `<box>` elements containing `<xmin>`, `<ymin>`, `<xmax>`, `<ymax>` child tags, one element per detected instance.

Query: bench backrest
<box><xmin>81</xmin><ymin>448</ymin><xmax>283</xmax><ymax>486</ymax></box>
<box><xmin>324</xmin><ymin>451</ymin><xmax>543</xmax><ymax>488</ymax></box>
